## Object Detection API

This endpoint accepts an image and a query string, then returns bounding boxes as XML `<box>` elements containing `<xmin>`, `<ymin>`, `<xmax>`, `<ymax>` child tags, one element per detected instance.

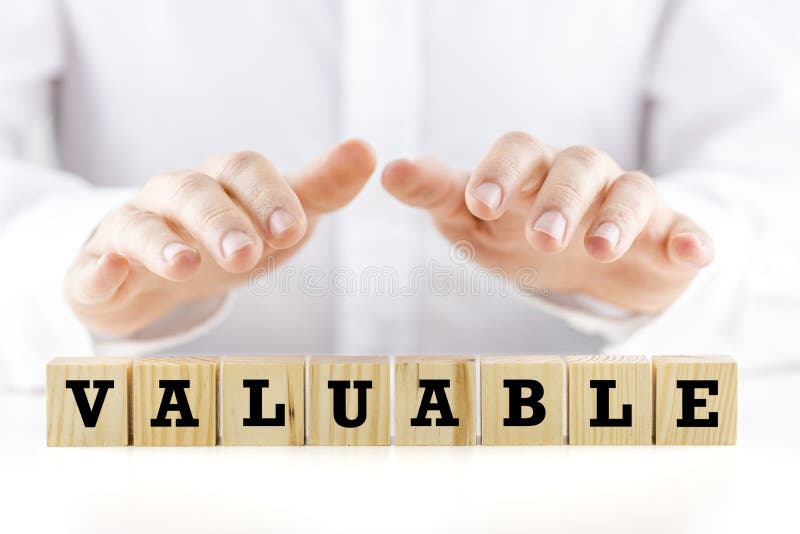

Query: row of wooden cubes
<box><xmin>46</xmin><ymin>355</ymin><xmax>737</xmax><ymax>447</ymax></box>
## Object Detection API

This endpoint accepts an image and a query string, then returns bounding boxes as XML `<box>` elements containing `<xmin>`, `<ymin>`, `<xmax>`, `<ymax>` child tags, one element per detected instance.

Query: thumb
<box><xmin>290</xmin><ymin>138</ymin><xmax>377</xmax><ymax>218</ymax></box>
<box><xmin>381</xmin><ymin>158</ymin><xmax>469</xmax><ymax>222</ymax></box>
<box><xmin>66</xmin><ymin>252</ymin><xmax>130</xmax><ymax>307</ymax></box>
<box><xmin>666</xmin><ymin>215</ymin><xmax>715</xmax><ymax>269</ymax></box>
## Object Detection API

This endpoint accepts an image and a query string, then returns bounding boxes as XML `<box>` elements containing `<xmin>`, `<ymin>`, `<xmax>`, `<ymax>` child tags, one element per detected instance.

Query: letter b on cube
<box><xmin>481</xmin><ymin>355</ymin><xmax>563</xmax><ymax>445</ymax></box>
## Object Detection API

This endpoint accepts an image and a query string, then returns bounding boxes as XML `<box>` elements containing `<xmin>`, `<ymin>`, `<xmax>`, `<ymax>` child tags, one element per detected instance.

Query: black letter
<box><xmin>328</xmin><ymin>380</ymin><xmax>372</xmax><ymax>428</ymax></box>
<box><xmin>65</xmin><ymin>379</ymin><xmax>115</xmax><ymax>427</ymax></box>
<box><xmin>676</xmin><ymin>380</ymin><xmax>719</xmax><ymax>427</ymax></box>
<box><xmin>410</xmin><ymin>379</ymin><xmax>459</xmax><ymax>427</ymax></box>
<box><xmin>503</xmin><ymin>379</ymin><xmax>546</xmax><ymax>426</ymax></box>
<box><xmin>150</xmin><ymin>380</ymin><xmax>199</xmax><ymax>427</ymax></box>
<box><xmin>589</xmin><ymin>379</ymin><xmax>632</xmax><ymax>427</ymax></box>
<box><xmin>242</xmin><ymin>379</ymin><xmax>285</xmax><ymax>426</ymax></box>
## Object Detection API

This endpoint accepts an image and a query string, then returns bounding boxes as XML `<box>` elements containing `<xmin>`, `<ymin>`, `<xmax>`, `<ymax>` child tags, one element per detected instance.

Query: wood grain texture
<box><xmin>308</xmin><ymin>356</ymin><xmax>390</xmax><ymax>446</ymax></box>
<box><xmin>481</xmin><ymin>355</ymin><xmax>563</xmax><ymax>445</ymax></box>
<box><xmin>220</xmin><ymin>356</ymin><xmax>305</xmax><ymax>446</ymax></box>
<box><xmin>133</xmin><ymin>357</ymin><xmax>218</xmax><ymax>446</ymax></box>
<box><xmin>568</xmin><ymin>355</ymin><xmax>651</xmax><ymax>445</ymax></box>
<box><xmin>395</xmin><ymin>356</ymin><xmax>476</xmax><ymax>446</ymax></box>
<box><xmin>653</xmin><ymin>355</ymin><xmax>737</xmax><ymax>445</ymax></box>
<box><xmin>46</xmin><ymin>357</ymin><xmax>132</xmax><ymax>446</ymax></box>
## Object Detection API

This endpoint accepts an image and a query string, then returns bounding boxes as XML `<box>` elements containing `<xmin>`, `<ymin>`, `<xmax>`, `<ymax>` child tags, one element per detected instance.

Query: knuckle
<box><xmin>562</xmin><ymin>145</ymin><xmax>607</xmax><ymax>168</ymax></box>
<box><xmin>117</xmin><ymin>205</ymin><xmax>155</xmax><ymax>234</ymax></box>
<box><xmin>487</xmin><ymin>153</ymin><xmax>523</xmax><ymax>180</ymax></box>
<box><xmin>547</xmin><ymin>181</ymin><xmax>584</xmax><ymax>209</ymax></box>
<box><xmin>601</xmin><ymin>201</ymin><xmax>640</xmax><ymax>228</ymax></box>
<box><xmin>169</xmin><ymin>173</ymin><xmax>214</xmax><ymax>204</ymax></box>
<box><xmin>198</xmin><ymin>204</ymin><xmax>239</xmax><ymax>231</ymax></box>
<box><xmin>243</xmin><ymin>180</ymin><xmax>275</xmax><ymax>211</ymax></box>
<box><xmin>142</xmin><ymin>171</ymin><xmax>181</xmax><ymax>198</ymax></box>
<box><xmin>223</xmin><ymin>150</ymin><xmax>270</xmax><ymax>179</ymax></box>
<box><xmin>499</xmin><ymin>131</ymin><xmax>546</xmax><ymax>153</ymax></box>
<box><xmin>616</xmin><ymin>171</ymin><xmax>656</xmax><ymax>196</ymax></box>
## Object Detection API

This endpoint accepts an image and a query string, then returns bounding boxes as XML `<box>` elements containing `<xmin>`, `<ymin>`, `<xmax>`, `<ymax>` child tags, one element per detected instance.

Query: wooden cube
<box><xmin>133</xmin><ymin>357</ymin><xmax>218</xmax><ymax>446</ymax></box>
<box><xmin>308</xmin><ymin>356</ymin><xmax>390</xmax><ymax>445</ymax></box>
<box><xmin>653</xmin><ymin>355</ymin><xmax>737</xmax><ymax>445</ymax></box>
<box><xmin>568</xmin><ymin>355</ymin><xmax>651</xmax><ymax>445</ymax></box>
<box><xmin>220</xmin><ymin>356</ymin><xmax>305</xmax><ymax>446</ymax></box>
<box><xmin>395</xmin><ymin>356</ymin><xmax>476</xmax><ymax>446</ymax></box>
<box><xmin>46</xmin><ymin>357</ymin><xmax>132</xmax><ymax>446</ymax></box>
<box><xmin>481</xmin><ymin>355</ymin><xmax>563</xmax><ymax>445</ymax></box>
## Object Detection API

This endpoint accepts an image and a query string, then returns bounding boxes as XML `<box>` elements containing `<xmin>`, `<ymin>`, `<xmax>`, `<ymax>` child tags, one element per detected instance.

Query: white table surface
<box><xmin>1</xmin><ymin>370</ymin><xmax>797</xmax><ymax>534</ymax></box>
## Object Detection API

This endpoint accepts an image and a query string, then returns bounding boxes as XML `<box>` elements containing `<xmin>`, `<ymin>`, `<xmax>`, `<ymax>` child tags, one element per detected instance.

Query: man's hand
<box><xmin>66</xmin><ymin>139</ymin><xmax>376</xmax><ymax>335</ymax></box>
<box><xmin>382</xmin><ymin>132</ymin><xmax>713</xmax><ymax>313</ymax></box>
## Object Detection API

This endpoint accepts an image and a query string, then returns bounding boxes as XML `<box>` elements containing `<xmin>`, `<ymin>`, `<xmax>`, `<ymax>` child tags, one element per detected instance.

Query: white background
<box><xmin>1</xmin><ymin>369</ymin><xmax>797</xmax><ymax>534</ymax></box>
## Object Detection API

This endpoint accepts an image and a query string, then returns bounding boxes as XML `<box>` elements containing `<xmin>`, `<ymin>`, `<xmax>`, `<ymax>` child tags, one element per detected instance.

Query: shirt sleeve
<box><xmin>525</xmin><ymin>0</ymin><xmax>800</xmax><ymax>370</ymax></box>
<box><xmin>0</xmin><ymin>1</ymin><xmax>230</xmax><ymax>390</ymax></box>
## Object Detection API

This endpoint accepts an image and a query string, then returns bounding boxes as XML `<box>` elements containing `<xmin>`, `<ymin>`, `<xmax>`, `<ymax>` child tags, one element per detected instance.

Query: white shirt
<box><xmin>1</xmin><ymin>0</ymin><xmax>799</xmax><ymax>390</ymax></box>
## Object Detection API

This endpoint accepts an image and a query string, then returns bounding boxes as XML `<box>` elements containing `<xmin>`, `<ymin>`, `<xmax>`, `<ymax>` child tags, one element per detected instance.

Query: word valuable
<box><xmin>46</xmin><ymin>355</ymin><xmax>737</xmax><ymax>447</ymax></box>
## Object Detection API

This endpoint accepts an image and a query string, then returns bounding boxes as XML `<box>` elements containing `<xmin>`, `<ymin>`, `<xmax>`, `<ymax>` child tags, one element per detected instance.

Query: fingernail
<box><xmin>268</xmin><ymin>209</ymin><xmax>297</xmax><ymax>237</ymax></box>
<box><xmin>591</xmin><ymin>222</ymin><xmax>621</xmax><ymax>248</ymax></box>
<box><xmin>221</xmin><ymin>230</ymin><xmax>254</xmax><ymax>258</ymax></box>
<box><xmin>472</xmin><ymin>182</ymin><xmax>503</xmax><ymax>210</ymax></box>
<box><xmin>533</xmin><ymin>210</ymin><xmax>567</xmax><ymax>242</ymax></box>
<box><xmin>163</xmin><ymin>242</ymin><xmax>196</xmax><ymax>263</ymax></box>
<box><xmin>672</xmin><ymin>232</ymin><xmax>706</xmax><ymax>266</ymax></box>
<box><xmin>675</xmin><ymin>232</ymin><xmax>704</xmax><ymax>249</ymax></box>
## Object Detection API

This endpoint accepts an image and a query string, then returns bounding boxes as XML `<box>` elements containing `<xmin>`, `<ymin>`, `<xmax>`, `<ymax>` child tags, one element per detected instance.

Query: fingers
<box><xmin>212</xmin><ymin>151</ymin><xmax>308</xmax><ymax>249</ymax></box>
<box><xmin>290</xmin><ymin>138</ymin><xmax>377</xmax><ymax>219</ymax></box>
<box><xmin>466</xmin><ymin>131</ymin><xmax>556</xmax><ymax>220</ymax></box>
<box><xmin>526</xmin><ymin>145</ymin><xmax>619</xmax><ymax>253</ymax></box>
<box><xmin>584</xmin><ymin>172</ymin><xmax>658</xmax><ymax>262</ymax></box>
<box><xmin>141</xmin><ymin>172</ymin><xmax>263</xmax><ymax>273</ymax></box>
<box><xmin>66</xmin><ymin>252</ymin><xmax>130</xmax><ymax>306</ymax></box>
<box><xmin>381</xmin><ymin>158</ymin><xmax>469</xmax><ymax>221</ymax></box>
<box><xmin>92</xmin><ymin>205</ymin><xmax>201</xmax><ymax>280</ymax></box>
<box><xmin>666</xmin><ymin>216</ymin><xmax>715</xmax><ymax>269</ymax></box>
<box><xmin>583</xmin><ymin>171</ymin><xmax>713</xmax><ymax>269</ymax></box>
<box><xmin>91</xmin><ymin>140</ymin><xmax>374</xmax><ymax>285</ymax></box>
<box><xmin>194</xmin><ymin>140</ymin><xmax>375</xmax><ymax>249</ymax></box>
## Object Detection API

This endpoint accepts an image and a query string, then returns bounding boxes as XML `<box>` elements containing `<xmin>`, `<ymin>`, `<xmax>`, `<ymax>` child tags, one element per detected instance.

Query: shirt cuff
<box><xmin>517</xmin><ymin>289</ymin><xmax>657</xmax><ymax>343</ymax></box>
<box><xmin>92</xmin><ymin>291</ymin><xmax>234</xmax><ymax>355</ymax></box>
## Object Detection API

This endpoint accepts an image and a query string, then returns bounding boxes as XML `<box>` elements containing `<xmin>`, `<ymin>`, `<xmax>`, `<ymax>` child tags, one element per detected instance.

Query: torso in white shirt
<box><xmin>53</xmin><ymin>0</ymin><xmax>667</xmax><ymax>355</ymax></box>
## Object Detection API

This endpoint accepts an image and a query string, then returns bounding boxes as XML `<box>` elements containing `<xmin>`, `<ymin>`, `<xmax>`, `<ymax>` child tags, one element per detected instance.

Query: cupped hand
<box><xmin>382</xmin><ymin>132</ymin><xmax>713</xmax><ymax>313</ymax></box>
<box><xmin>66</xmin><ymin>139</ymin><xmax>376</xmax><ymax>335</ymax></box>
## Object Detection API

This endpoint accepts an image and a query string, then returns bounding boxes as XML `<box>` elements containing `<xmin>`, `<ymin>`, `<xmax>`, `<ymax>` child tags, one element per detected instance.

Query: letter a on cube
<box><xmin>134</xmin><ymin>357</ymin><xmax>218</xmax><ymax>446</ymax></box>
<box><xmin>395</xmin><ymin>356</ymin><xmax>476</xmax><ymax>445</ymax></box>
